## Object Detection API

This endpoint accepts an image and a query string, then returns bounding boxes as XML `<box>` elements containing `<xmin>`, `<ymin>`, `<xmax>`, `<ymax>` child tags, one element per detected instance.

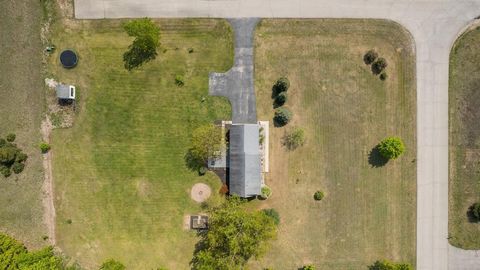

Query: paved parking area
<box><xmin>209</xmin><ymin>18</ymin><xmax>259</xmax><ymax>124</ymax></box>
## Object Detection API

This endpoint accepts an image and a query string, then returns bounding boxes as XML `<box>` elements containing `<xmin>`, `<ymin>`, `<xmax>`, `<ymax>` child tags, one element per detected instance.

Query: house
<box><xmin>55</xmin><ymin>84</ymin><xmax>75</xmax><ymax>100</ymax></box>
<box><xmin>228</xmin><ymin>123</ymin><xmax>262</xmax><ymax>197</ymax></box>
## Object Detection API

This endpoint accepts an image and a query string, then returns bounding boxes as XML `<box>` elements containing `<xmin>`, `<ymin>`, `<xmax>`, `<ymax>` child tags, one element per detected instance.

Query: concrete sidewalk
<box><xmin>73</xmin><ymin>0</ymin><xmax>480</xmax><ymax>269</ymax></box>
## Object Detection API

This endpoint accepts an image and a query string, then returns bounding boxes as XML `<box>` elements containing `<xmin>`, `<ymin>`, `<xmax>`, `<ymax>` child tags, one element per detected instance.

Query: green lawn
<box><xmin>49</xmin><ymin>19</ymin><xmax>232</xmax><ymax>269</ymax></box>
<box><xmin>0</xmin><ymin>0</ymin><xmax>47</xmax><ymax>249</ymax></box>
<box><xmin>252</xmin><ymin>19</ymin><xmax>416</xmax><ymax>269</ymax></box>
<box><xmin>449</xmin><ymin>25</ymin><xmax>480</xmax><ymax>249</ymax></box>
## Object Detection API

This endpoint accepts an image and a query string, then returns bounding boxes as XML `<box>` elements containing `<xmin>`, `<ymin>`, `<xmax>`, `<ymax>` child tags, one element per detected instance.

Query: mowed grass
<box><xmin>252</xmin><ymin>19</ymin><xmax>416</xmax><ymax>269</ymax></box>
<box><xmin>49</xmin><ymin>19</ymin><xmax>232</xmax><ymax>269</ymax></box>
<box><xmin>0</xmin><ymin>0</ymin><xmax>46</xmax><ymax>248</ymax></box>
<box><xmin>449</xmin><ymin>26</ymin><xmax>480</xmax><ymax>249</ymax></box>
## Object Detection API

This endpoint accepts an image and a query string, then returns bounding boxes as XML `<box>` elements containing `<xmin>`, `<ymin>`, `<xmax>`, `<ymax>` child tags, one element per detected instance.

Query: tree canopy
<box><xmin>123</xmin><ymin>18</ymin><xmax>160</xmax><ymax>70</ymax></box>
<box><xmin>378</xmin><ymin>137</ymin><xmax>405</xmax><ymax>160</ymax></box>
<box><xmin>191</xmin><ymin>196</ymin><xmax>277</xmax><ymax>270</ymax></box>
<box><xmin>0</xmin><ymin>233</ymin><xmax>66</xmax><ymax>270</ymax></box>
<box><xmin>185</xmin><ymin>124</ymin><xmax>223</xmax><ymax>170</ymax></box>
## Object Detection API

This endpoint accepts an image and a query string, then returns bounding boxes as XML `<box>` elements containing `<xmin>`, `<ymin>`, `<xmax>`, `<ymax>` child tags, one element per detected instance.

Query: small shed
<box><xmin>190</xmin><ymin>215</ymin><xmax>208</xmax><ymax>230</ymax></box>
<box><xmin>55</xmin><ymin>84</ymin><xmax>75</xmax><ymax>100</ymax></box>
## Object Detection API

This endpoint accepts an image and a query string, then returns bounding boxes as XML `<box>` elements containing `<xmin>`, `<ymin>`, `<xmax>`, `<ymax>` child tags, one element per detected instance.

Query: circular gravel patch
<box><xmin>191</xmin><ymin>183</ymin><xmax>211</xmax><ymax>203</ymax></box>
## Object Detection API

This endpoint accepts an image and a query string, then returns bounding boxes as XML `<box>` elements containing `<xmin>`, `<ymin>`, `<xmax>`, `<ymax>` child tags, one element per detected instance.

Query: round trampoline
<box><xmin>60</xmin><ymin>49</ymin><xmax>78</xmax><ymax>68</ymax></box>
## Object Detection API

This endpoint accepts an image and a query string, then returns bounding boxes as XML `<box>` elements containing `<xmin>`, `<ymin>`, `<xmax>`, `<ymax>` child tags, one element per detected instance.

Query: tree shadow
<box><xmin>466</xmin><ymin>204</ymin><xmax>480</xmax><ymax>223</ymax></box>
<box><xmin>368</xmin><ymin>145</ymin><xmax>389</xmax><ymax>168</ymax></box>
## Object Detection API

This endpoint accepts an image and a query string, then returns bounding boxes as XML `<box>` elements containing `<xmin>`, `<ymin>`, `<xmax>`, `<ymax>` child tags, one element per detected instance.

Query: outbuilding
<box><xmin>55</xmin><ymin>84</ymin><xmax>76</xmax><ymax>100</ymax></box>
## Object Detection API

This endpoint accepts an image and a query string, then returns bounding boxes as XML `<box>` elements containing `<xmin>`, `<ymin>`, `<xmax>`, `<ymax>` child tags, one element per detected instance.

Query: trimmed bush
<box><xmin>378</xmin><ymin>137</ymin><xmax>405</xmax><ymax>160</ymax></box>
<box><xmin>175</xmin><ymin>75</ymin><xmax>185</xmax><ymax>86</ymax></box>
<box><xmin>283</xmin><ymin>127</ymin><xmax>306</xmax><ymax>150</ymax></box>
<box><xmin>273</xmin><ymin>77</ymin><xmax>290</xmax><ymax>96</ymax></box>
<box><xmin>11</xmin><ymin>162</ymin><xmax>25</xmax><ymax>174</ymax></box>
<box><xmin>0</xmin><ymin>165</ymin><xmax>11</xmax><ymax>177</ymax></box>
<box><xmin>470</xmin><ymin>202</ymin><xmax>480</xmax><ymax>221</ymax></box>
<box><xmin>369</xmin><ymin>260</ymin><xmax>413</xmax><ymax>270</ymax></box>
<box><xmin>303</xmin><ymin>265</ymin><xmax>315</xmax><ymax>270</ymax></box>
<box><xmin>372</xmin><ymin>57</ymin><xmax>388</xmax><ymax>74</ymax></box>
<box><xmin>198</xmin><ymin>166</ymin><xmax>207</xmax><ymax>176</ymax></box>
<box><xmin>364</xmin><ymin>49</ymin><xmax>378</xmax><ymax>65</ymax></box>
<box><xmin>6</xmin><ymin>133</ymin><xmax>16</xmax><ymax>142</ymax></box>
<box><xmin>274</xmin><ymin>92</ymin><xmax>287</xmax><ymax>107</ymax></box>
<box><xmin>314</xmin><ymin>191</ymin><xmax>324</xmax><ymax>201</ymax></box>
<box><xmin>262</xmin><ymin>208</ymin><xmax>280</xmax><ymax>225</ymax></box>
<box><xmin>380</xmin><ymin>72</ymin><xmax>388</xmax><ymax>81</ymax></box>
<box><xmin>273</xmin><ymin>107</ymin><xmax>292</xmax><ymax>127</ymax></box>
<box><xmin>260</xmin><ymin>185</ymin><xmax>272</xmax><ymax>199</ymax></box>
<box><xmin>39</xmin><ymin>142</ymin><xmax>51</xmax><ymax>153</ymax></box>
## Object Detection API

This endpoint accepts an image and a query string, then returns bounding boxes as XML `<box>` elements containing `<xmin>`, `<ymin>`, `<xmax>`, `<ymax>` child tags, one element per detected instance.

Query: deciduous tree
<box><xmin>192</xmin><ymin>196</ymin><xmax>277</xmax><ymax>270</ymax></box>
<box><xmin>123</xmin><ymin>18</ymin><xmax>160</xmax><ymax>70</ymax></box>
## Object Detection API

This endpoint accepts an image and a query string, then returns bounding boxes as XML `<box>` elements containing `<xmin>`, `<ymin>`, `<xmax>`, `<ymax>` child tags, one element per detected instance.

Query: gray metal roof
<box><xmin>55</xmin><ymin>84</ymin><xmax>73</xmax><ymax>99</ymax></box>
<box><xmin>229</xmin><ymin>123</ymin><xmax>261</xmax><ymax>197</ymax></box>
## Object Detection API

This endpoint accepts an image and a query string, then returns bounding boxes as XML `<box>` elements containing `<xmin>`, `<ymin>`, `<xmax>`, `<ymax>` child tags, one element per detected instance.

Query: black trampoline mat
<box><xmin>60</xmin><ymin>50</ymin><xmax>78</xmax><ymax>68</ymax></box>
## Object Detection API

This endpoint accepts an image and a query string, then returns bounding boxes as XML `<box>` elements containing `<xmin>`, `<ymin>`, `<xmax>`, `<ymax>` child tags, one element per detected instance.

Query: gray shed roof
<box><xmin>55</xmin><ymin>84</ymin><xmax>74</xmax><ymax>99</ymax></box>
<box><xmin>229</xmin><ymin>124</ymin><xmax>261</xmax><ymax>197</ymax></box>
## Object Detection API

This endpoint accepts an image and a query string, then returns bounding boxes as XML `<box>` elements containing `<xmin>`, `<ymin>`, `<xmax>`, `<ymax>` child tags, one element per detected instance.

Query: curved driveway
<box><xmin>74</xmin><ymin>0</ymin><xmax>480</xmax><ymax>269</ymax></box>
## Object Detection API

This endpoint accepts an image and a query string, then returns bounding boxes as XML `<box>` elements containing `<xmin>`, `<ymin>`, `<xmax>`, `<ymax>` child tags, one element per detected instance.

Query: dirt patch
<box><xmin>45</xmin><ymin>78</ymin><xmax>75</xmax><ymax>128</ymax></box>
<box><xmin>41</xmin><ymin>117</ymin><xmax>56</xmax><ymax>245</ymax></box>
<box><xmin>190</xmin><ymin>183</ymin><xmax>212</xmax><ymax>203</ymax></box>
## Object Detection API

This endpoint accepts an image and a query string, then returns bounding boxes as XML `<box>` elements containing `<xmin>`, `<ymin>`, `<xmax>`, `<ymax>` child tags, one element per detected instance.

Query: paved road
<box><xmin>74</xmin><ymin>0</ymin><xmax>480</xmax><ymax>269</ymax></box>
<box><xmin>209</xmin><ymin>18</ymin><xmax>259</xmax><ymax>124</ymax></box>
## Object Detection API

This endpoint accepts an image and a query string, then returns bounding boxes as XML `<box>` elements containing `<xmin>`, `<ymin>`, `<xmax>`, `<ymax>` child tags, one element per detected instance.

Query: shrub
<box><xmin>6</xmin><ymin>133</ymin><xmax>16</xmax><ymax>142</ymax></box>
<box><xmin>260</xmin><ymin>185</ymin><xmax>272</xmax><ymax>199</ymax></box>
<box><xmin>0</xmin><ymin>165</ymin><xmax>11</xmax><ymax>177</ymax></box>
<box><xmin>0</xmin><ymin>146</ymin><xmax>17</xmax><ymax>165</ymax></box>
<box><xmin>283</xmin><ymin>127</ymin><xmax>306</xmax><ymax>150</ymax></box>
<box><xmin>188</xmin><ymin>48</ymin><xmax>194</xmax><ymax>53</ymax></box>
<box><xmin>273</xmin><ymin>107</ymin><xmax>292</xmax><ymax>127</ymax></box>
<box><xmin>303</xmin><ymin>265</ymin><xmax>315</xmax><ymax>270</ymax></box>
<box><xmin>378</xmin><ymin>137</ymin><xmax>405</xmax><ymax>159</ymax></box>
<box><xmin>15</xmin><ymin>152</ymin><xmax>28</xmax><ymax>162</ymax></box>
<box><xmin>380</xmin><ymin>72</ymin><xmax>388</xmax><ymax>81</ymax></box>
<box><xmin>369</xmin><ymin>260</ymin><xmax>412</xmax><ymax>270</ymax></box>
<box><xmin>274</xmin><ymin>92</ymin><xmax>287</xmax><ymax>107</ymax></box>
<box><xmin>262</xmin><ymin>208</ymin><xmax>280</xmax><ymax>225</ymax></box>
<box><xmin>39</xmin><ymin>142</ymin><xmax>51</xmax><ymax>153</ymax></box>
<box><xmin>100</xmin><ymin>259</ymin><xmax>126</xmax><ymax>270</ymax></box>
<box><xmin>273</xmin><ymin>77</ymin><xmax>290</xmax><ymax>96</ymax></box>
<box><xmin>372</xmin><ymin>57</ymin><xmax>388</xmax><ymax>74</ymax></box>
<box><xmin>470</xmin><ymin>202</ymin><xmax>480</xmax><ymax>221</ymax></box>
<box><xmin>0</xmin><ymin>138</ymin><xmax>5</xmax><ymax>147</ymax></box>
<box><xmin>175</xmin><ymin>75</ymin><xmax>185</xmax><ymax>86</ymax></box>
<box><xmin>364</xmin><ymin>49</ymin><xmax>378</xmax><ymax>65</ymax></box>
<box><xmin>11</xmin><ymin>162</ymin><xmax>25</xmax><ymax>174</ymax></box>
<box><xmin>198</xmin><ymin>166</ymin><xmax>207</xmax><ymax>176</ymax></box>
<box><xmin>314</xmin><ymin>191</ymin><xmax>324</xmax><ymax>201</ymax></box>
